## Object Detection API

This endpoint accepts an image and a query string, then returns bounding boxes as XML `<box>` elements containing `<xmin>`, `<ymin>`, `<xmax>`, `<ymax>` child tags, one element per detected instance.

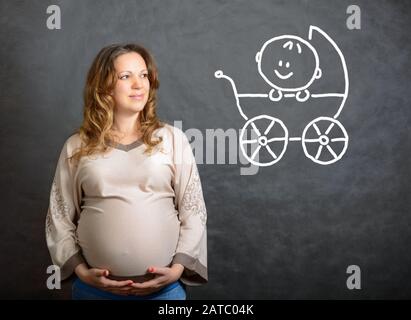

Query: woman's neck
<box><xmin>111</xmin><ymin>113</ymin><xmax>142</xmax><ymax>143</ymax></box>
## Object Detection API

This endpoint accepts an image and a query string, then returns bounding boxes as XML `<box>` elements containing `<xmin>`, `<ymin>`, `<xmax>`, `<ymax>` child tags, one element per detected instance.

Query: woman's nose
<box><xmin>131</xmin><ymin>75</ymin><xmax>142</xmax><ymax>88</ymax></box>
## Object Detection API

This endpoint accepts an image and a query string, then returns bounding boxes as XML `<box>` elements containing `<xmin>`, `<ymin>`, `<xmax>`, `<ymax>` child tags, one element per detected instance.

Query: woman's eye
<box><xmin>141</xmin><ymin>73</ymin><xmax>148</xmax><ymax>78</ymax></box>
<box><xmin>119</xmin><ymin>75</ymin><xmax>129</xmax><ymax>80</ymax></box>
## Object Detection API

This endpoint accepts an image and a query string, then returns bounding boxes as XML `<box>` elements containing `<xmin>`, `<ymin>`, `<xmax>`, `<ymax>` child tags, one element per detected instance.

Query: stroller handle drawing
<box><xmin>215</xmin><ymin>25</ymin><xmax>349</xmax><ymax>166</ymax></box>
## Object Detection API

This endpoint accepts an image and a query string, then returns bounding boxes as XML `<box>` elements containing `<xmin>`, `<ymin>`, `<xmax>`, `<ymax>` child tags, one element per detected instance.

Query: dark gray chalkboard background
<box><xmin>0</xmin><ymin>0</ymin><xmax>410</xmax><ymax>299</ymax></box>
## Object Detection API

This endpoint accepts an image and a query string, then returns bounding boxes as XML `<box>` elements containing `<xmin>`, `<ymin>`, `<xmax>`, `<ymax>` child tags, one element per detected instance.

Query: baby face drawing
<box><xmin>256</xmin><ymin>35</ymin><xmax>321</xmax><ymax>92</ymax></box>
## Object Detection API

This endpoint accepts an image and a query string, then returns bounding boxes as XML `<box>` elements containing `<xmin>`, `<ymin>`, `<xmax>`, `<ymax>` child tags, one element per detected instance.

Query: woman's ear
<box><xmin>315</xmin><ymin>67</ymin><xmax>322</xmax><ymax>79</ymax></box>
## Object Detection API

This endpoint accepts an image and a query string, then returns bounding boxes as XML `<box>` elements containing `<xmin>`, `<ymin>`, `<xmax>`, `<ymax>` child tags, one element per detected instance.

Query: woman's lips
<box><xmin>129</xmin><ymin>94</ymin><xmax>144</xmax><ymax>100</ymax></box>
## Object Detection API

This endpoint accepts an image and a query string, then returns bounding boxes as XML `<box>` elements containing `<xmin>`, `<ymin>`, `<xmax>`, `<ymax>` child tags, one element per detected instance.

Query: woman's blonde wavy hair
<box><xmin>70</xmin><ymin>43</ymin><xmax>163</xmax><ymax>163</ymax></box>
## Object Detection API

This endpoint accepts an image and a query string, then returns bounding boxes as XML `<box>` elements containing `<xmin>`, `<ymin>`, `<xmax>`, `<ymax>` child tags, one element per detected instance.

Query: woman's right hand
<box><xmin>74</xmin><ymin>263</ymin><xmax>133</xmax><ymax>296</ymax></box>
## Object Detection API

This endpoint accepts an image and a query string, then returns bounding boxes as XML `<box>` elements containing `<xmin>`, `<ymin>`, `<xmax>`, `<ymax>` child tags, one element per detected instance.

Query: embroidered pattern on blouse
<box><xmin>181</xmin><ymin>167</ymin><xmax>207</xmax><ymax>226</ymax></box>
<box><xmin>46</xmin><ymin>180</ymin><xmax>70</xmax><ymax>236</ymax></box>
<box><xmin>45</xmin><ymin>211</ymin><xmax>52</xmax><ymax>237</ymax></box>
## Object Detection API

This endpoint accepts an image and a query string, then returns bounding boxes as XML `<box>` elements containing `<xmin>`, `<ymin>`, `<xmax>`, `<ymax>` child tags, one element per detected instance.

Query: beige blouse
<box><xmin>45</xmin><ymin>124</ymin><xmax>207</xmax><ymax>286</ymax></box>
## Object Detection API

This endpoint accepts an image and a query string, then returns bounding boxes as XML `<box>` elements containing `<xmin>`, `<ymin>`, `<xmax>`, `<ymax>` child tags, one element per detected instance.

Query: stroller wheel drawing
<box><xmin>240</xmin><ymin>115</ymin><xmax>288</xmax><ymax>166</ymax></box>
<box><xmin>302</xmin><ymin>117</ymin><xmax>349</xmax><ymax>165</ymax></box>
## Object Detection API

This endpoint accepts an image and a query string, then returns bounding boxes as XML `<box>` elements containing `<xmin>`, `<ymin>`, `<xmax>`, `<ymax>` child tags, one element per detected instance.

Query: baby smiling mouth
<box><xmin>274</xmin><ymin>69</ymin><xmax>293</xmax><ymax>80</ymax></box>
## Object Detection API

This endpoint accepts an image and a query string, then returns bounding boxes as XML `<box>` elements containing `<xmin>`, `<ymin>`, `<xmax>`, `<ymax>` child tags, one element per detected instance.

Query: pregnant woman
<box><xmin>45</xmin><ymin>43</ymin><xmax>207</xmax><ymax>300</ymax></box>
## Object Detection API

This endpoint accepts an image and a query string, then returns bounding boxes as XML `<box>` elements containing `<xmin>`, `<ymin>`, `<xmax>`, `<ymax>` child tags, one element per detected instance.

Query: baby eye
<box><xmin>278</xmin><ymin>60</ymin><xmax>283</xmax><ymax>67</ymax></box>
<box><xmin>286</xmin><ymin>62</ymin><xmax>290</xmax><ymax>68</ymax></box>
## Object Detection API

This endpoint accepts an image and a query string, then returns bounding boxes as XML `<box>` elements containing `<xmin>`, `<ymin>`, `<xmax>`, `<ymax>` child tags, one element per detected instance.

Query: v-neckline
<box><xmin>107</xmin><ymin>139</ymin><xmax>143</xmax><ymax>152</ymax></box>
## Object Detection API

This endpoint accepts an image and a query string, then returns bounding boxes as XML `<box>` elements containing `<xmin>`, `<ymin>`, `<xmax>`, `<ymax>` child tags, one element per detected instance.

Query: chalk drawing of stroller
<box><xmin>215</xmin><ymin>26</ymin><xmax>349</xmax><ymax>166</ymax></box>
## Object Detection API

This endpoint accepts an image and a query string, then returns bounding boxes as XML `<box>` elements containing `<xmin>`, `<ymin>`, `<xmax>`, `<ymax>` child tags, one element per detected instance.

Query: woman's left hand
<box><xmin>127</xmin><ymin>264</ymin><xmax>185</xmax><ymax>296</ymax></box>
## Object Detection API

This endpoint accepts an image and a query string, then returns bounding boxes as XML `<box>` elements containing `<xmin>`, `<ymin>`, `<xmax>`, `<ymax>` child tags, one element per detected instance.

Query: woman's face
<box><xmin>112</xmin><ymin>52</ymin><xmax>150</xmax><ymax>115</ymax></box>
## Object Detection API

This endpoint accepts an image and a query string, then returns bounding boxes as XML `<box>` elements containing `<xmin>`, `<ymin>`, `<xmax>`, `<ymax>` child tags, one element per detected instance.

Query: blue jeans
<box><xmin>72</xmin><ymin>277</ymin><xmax>186</xmax><ymax>300</ymax></box>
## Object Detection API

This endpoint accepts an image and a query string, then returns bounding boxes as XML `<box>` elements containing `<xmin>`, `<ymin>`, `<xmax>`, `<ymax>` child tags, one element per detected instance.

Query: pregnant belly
<box><xmin>77</xmin><ymin>201</ymin><xmax>180</xmax><ymax>277</ymax></box>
